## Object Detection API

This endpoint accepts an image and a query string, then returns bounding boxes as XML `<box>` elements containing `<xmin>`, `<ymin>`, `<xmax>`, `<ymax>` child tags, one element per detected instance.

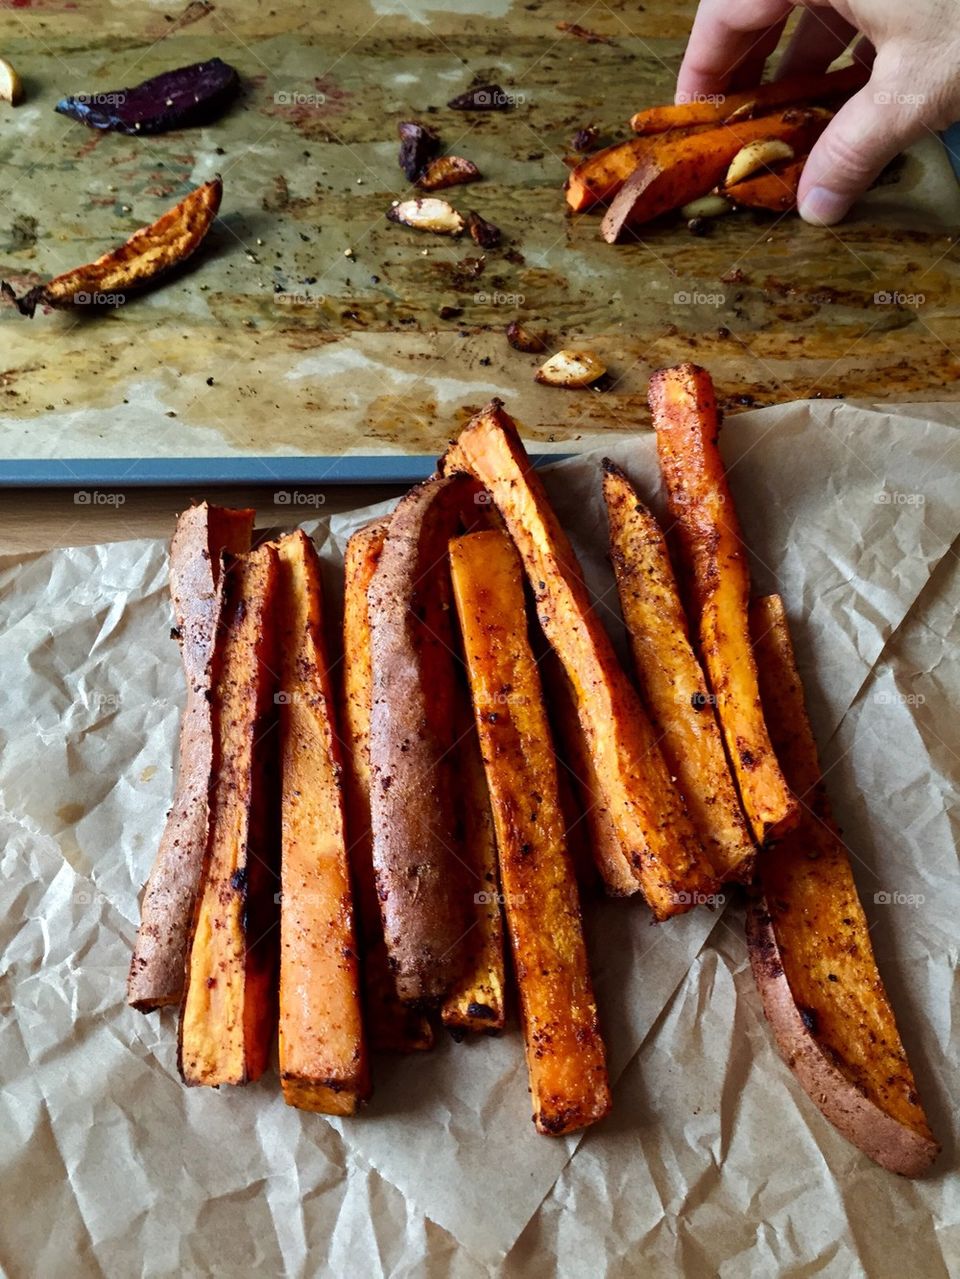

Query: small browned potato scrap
<box><xmin>440</xmin><ymin>704</ymin><xmax>506</xmax><ymax>1034</ymax></box>
<box><xmin>450</xmin><ymin>528</ymin><xmax>611</xmax><ymax>1134</ymax></box>
<box><xmin>649</xmin><ymin>363</ymin><xmax>799</xmax><ymax>846</ymax></box>
<box><xmin>275</xmin><ymin>531</ymin><xmax>370</xmax><ymax>1114</ymax></box>
<box><xmin>386</xmin><ymin>198</ymin><xmax>465</xmax><ymax>235</ymax></box>
<box><xmin>341</xmin><ymin>518</ymin><xmax>434</xmax><ymax>1052</ymax></box>
<box><xmin>179</xmin><ymin>543</ymin><xmax>281</xmax><ymax>1087</ymax></box>
<box><xmin>535</xmin><ymin>349</ymin><xmax>606</xmax><ymax>388</ymax></box>
<box><xmin>127</xmin><ymin>503</ymin><xmax>254</xmax><ymax>1012</ymax></box>
<box><xmin>0</xmin><ymin>57</ymin><xmax>24</xmax><ymax>105</ymax></box>
<box><xmin>441</xmin><ymin>400</ymin><xmax>715</xmax><ymax>918</ymax></box>
<box><xmin>2</xmin><ymin>178</ymin><xmax>222</xmax><ymax>317</ymax></box>
<box><xmin>368</xmin><ymin>474</ymin><xmax>483</xmax><ymax>1001</ymax></box>
<box><xmin>747</xmin><ymin>594</ymin><xmax>939</xmax><ymax>1177</ymax></box>
<box><xmin>417</xmin><ymin>155</ymin><xmax>482</xmax><ymax>191</ymax></box>
<box><xmin>466</xmin><ymin>209</ymin><xmax>502</xmax><ymax>248</ymax></box>
<box><xmin>603</xmin><ymin>461</ymin><xmax>755</xmax><ymax>884</ymax></box>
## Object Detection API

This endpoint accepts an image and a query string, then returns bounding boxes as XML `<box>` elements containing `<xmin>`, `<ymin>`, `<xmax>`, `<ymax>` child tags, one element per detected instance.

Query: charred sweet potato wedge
<box><xmin>3</xmin><ymin>178</ymin><xmax>222</xmax><ymax>316</ymax></box>
<box><xmin>650</xmin><ymin>364</ymin><xmax>799</xmax><ymax>846</ymax></box>
<box><xmin>441</xmin><ymin>400</ymin><xmax>714</xmax><ymax>918</ymax></box>
<box><xmin>179</xmin><ymin>543</ymin><xmax>280</xmax><ymax>1086</ymax></box>
<box><xmin>441</xmin><ymin>704</ymin><xmax>507</xmax><ymax>1033</ymax></box>
<box><xmin>601</xmin><ymin>110</ymin><xmax>828</xmax><ymax>240</ymax></box>
<box><xmin>341</xmin><ymin>519</ymin><xmax>434</xmax><ymax>1052</ymax></box>
<box><xmin>746</xmin><ymin>594</ymin><xmax>939</xmax><ymax>1176</ymax></box>
<box><xmin>629</xmin><ymin>63</ymin><xmax>868</xmax><ymax>133</ymax></box>
<box><xmin>565</xmin><ymin>136</ymin><xmax>656</xmax><ymax>213</ymax></box>
<box><xmin>450</xmin><ymin>528</ymin><xmax>611</xmax><ymax>1134</ymax></box>
<box><xmin>725</xmin><ymin>156</ymin><xmax>807</xmax><ymax>210</ymax></box>
<box><xmin>368</xmin><ymin>474</ymin><xmax>483</xmax><ymax>1001</ymax></box>
<box><xmin>128</xmin><ymin>503</ymin><xmax>254</xmax><ymax>1012</ymax></box>
<box><xmin>275</xmin><ymin>531</ymin><xmax>370</xmax><ymax>1114</ymax></box>
<box><xmin>604</xmin><ymin>462</ymin><xmax>755</xmax><ymax>884</ymax></box>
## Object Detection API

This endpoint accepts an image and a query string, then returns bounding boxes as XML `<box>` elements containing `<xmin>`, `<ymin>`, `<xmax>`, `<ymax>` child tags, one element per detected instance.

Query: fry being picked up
<box><xmin>275</xmin><ymin>531</ymin><xmax>369</xmax><ymax>1113</ymax></box>
<box><xmin>603</xmin><ymin>461</ymin><xmax>754</xmax><ymax>883</ymax></box>
<box><xmin>450</xmin><ymin>528</ymin><xmax>611</xmax><ymax>1135</ymax></box>
<box><xmin>179</xmin><ymin>542</ymin><xmax>280</xmax><ymax>1087</ymax></box>
<box><xmin>650</xmin><ymin>363</ymin><xmax>798</xmax><ymax>846</ymax></box>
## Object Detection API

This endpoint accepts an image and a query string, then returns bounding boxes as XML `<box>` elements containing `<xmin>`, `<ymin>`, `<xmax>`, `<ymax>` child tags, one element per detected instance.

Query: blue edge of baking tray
<box><xmin>5</xmin><ymin>125</ymin><xmax>959</xmax><ymax>489</ymax></box>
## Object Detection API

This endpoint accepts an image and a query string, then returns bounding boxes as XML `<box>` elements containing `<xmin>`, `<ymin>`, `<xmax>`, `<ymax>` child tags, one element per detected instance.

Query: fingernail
<box><xmin>798</xmin><ymin>186</ymin><xmax>849</xmax><ymax>227</ymax></box>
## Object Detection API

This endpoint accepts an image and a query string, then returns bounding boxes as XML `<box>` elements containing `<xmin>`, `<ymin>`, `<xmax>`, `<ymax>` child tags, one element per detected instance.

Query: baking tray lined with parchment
<box><xmin>1</xmin><ymin>0</ymin><xmax>959</xmax><ymax>485</ymax></box>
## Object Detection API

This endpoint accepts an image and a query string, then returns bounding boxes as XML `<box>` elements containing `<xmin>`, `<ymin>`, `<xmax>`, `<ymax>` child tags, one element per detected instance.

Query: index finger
<box><xmin>676</xmin><ymin>0</ymin><xmax>793</xmax><ymax>102</ymax></box>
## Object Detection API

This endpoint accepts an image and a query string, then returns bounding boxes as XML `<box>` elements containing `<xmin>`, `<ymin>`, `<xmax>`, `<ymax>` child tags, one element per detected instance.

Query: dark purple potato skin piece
<box><xmin>397</xmin><ymin>120</ymin><xmax>442</xmax><ymax>182</ymax></box>
<box><xmin>55</xmin><ymin>58</ymin><xmax>239</xmax><ymax>135</ymax></box>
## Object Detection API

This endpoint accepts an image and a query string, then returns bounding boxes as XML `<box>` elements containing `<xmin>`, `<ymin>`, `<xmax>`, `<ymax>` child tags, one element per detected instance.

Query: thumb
<box><xmin>797</xmin><ymin>80</ymin><xmax>925</xmax><ymax>226</ymax></box>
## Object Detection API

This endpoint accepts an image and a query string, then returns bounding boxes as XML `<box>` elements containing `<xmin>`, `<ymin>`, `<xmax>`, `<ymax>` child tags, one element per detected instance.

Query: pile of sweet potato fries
<box><xmin>565</xmin><ymin>64</ymin><xmax>868</xmax><ymax>238</ymax></box>
<box><xmin>127</xmin><ymin>363</ymin><xmax>938</xmax><ymax>1172</ymax></box>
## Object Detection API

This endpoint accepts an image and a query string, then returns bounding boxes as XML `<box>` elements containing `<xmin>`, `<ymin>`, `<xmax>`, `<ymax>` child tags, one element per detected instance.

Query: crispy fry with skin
<box><xmin>450</xmin><ymin>529</ymin><xmax>611</xmax><ymax>1134</ymax></box>
<box><xmin>275</xmin><ymin>531</ymin><xmax>370</xmax><ymax>1114</ymax></box>
<box><xmin>368</xmin><ymin>474</ymin><xmax>482</xmax><ymax>1001</ymax></box>
<box><xmin>746</xmin><ymin>595</ymin><xmax>939</xmax><ymax>1177</ymax></box>
<box><xmin>179</xmin><ymin>543</ymin><xmax>280</xmax><ymax>1086</ymax></box>
<box><xmin>2</xmin><ymin>177</ymin><xmax>222</xmax><ymax>316</ymax></box>
<box><xmin>629</xmin><ymin>63</ymin><xmax>868</xmax><ymax>134</ymax></box>
<box><xmin>725</xmin><ymin>156</ymin><xmax>806</xmax><ymax>210</ymax></box>
<box><xmin>649</xmin><ymin>363</ymin><xmax>799</xmax><ymax>845</ymax></box>
<box><xmin>603</xmin><ymin>461</ymin><xmax>754</xmax><ymax>883</ymax></box>
<box><xmin>601</xmin><ymin>110</ymin><xmax>828</xmax><ymax>240</ymax></box>
<box><xmin>441</xmin><ymin>400</ymin><xmax>714</xmax><ymax>918</ymax></box>
<box><xmin>441</xmin><ymin>705</ymin><xmax>506</xmax><ymax>1033</ymax></box>
<box><xmin>341</xmin><ymin>520</ymin><xmax>434</xmax><ymax>1051</ymax></box>
<box><xmin>565</xmin><ymin>137</ymin><xmax>655</xmax><ymax>213</ymax></box>
<box><xmin>128</xmin><ymin>503</ymin><xmax>254</xmax><ymax>1012</ymax></box>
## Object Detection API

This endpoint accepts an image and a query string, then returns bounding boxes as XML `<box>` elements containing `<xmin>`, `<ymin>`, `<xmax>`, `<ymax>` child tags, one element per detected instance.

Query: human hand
<box><xmin>676</xmin><ymin>0</ymin><xmax>960</xmax><ymax>224</ymax></box>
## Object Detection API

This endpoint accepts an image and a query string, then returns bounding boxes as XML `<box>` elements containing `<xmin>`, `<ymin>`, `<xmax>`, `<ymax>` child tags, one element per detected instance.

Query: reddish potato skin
<box><xmin>747</xmin><ymin>594</ymin><xmax>939</xmax><ymax>1178</ymax></box>
<box><xmin>746</xmin><ymin>903</ymin><xmax>939</xmax><ymax>1177</ymax></box>
<box><xmin>367</xmin><ymin>474</ymin><xmax>482</xmax><ymax>1003</ymax></box>
<box><xmin>128</xmin><ymin>503</ymin><xmax>254</xmax><ymax>1011</ymax></box>
<box><xmin>725</xmin><ymin>158</ymin><xmax>806</xmax><ymax>210</ymax></box>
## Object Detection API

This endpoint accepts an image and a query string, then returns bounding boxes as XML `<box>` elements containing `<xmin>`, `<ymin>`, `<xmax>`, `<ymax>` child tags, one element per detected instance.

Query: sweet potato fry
<box><xmin>179</xmin><ymin>543</ymin><xmax>280</xmax><ymax>1086</ymax></box>
<box><xmin>538</xmin><ymin>646</ymin><xmax>612</xmax><ymax>893</ymax></box>
<box><xmin>747</xmin><ymin>594</ymin><xmax>939</xmax><ymax>1176</ymax></box>
<box><xmin>128</xmin><ymin>503</ymin><xmax>254</xmax><ymax>1012</ymax></box>
<box><xmin>449</xmin><ymin>529</ymin><xmax>611</xmax><ymax>1134</ymax></box>
<box><xmin>649</xmin><ymin>363</ymin><xmax>799</xmax><ymax>845</ymax></box>
<box><xmin>601</xmin><ymin>109</ymin><xmax>828</xmax><ymax>240</ymax></box>
<box><xmin>2</xmin><ymin>178</ymin><xmax>222</xmax><ymax>316</ymax></box>
<box><xmin>275</xmin><ymin>531</ymin><xmax>369</xmax><ymax>1113</ymax></box>
<box><xmin>725</xmin><ymin>156</ymin><xmax>806</xmax><ymax>210</ymax></box>
<box><xmin>629</xmin><ymin>63</ymin><xmax>868</xmax><ymax>133</ymax></box>
<box><xmin>565</xmin><ymin>137</ymin><xmax>655</xmax><ymax>213</ymax></box>
<box><xmin>368</xmin><ymin>475</ymin><xmax>482</xmax><ymax>1001</ymax></box>
<box><xmin>342</xmin><ymin>519</ymin><xmax>435</xmax><ymax>1051</ymax></box>
<box><xmin>603</xmin><ymin>461</ymin><xmax>754</xmax><ymax>883</ymax></box>
<box><xmin>440</xmin><ymin>705</ymin><xmax>506</xmax><ymax>1033</ymax></box>
<box><xmin>441</xmin><ymin>400</ymin><xmax>714</xmax><ymax>918</ymax></box>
